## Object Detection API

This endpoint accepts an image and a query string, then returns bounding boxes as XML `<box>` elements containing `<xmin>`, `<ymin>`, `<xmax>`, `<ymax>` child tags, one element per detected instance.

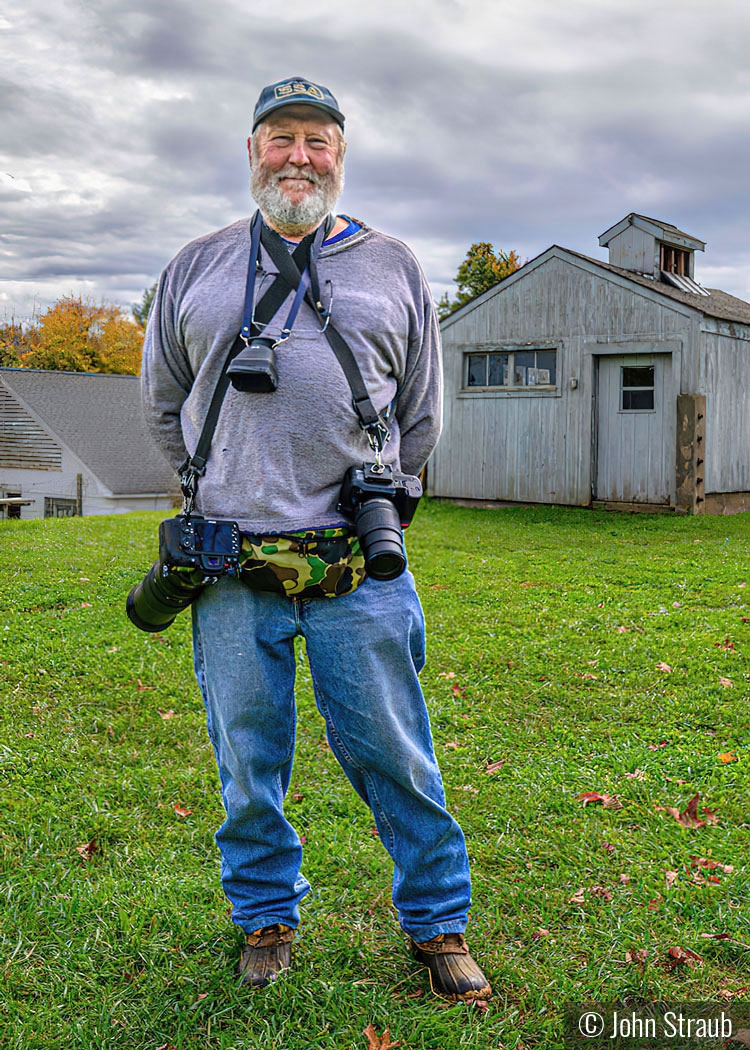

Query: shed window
<box><xmin>44</xmin><ymin>497</ymin><xmax>78</xmax><ymax>518</ymax></box>
<box><xmin>660</xmin><ymin>244</ymin><xmax>691</xmax><ymax>276</ymax></box>
<box><xmin>621</xmin><ymin>366</ymin><xmax>654</xmax><ymax>411</ymax></box>
<box><xmin>464</xmin><ymin>348</ymin><xmax>557</xmax><ymax>390</ymax></box>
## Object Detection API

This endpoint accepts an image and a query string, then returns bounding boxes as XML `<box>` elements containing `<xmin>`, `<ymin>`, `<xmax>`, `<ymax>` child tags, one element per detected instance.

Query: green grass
<box><xmin>1</xmin><ymin>501</ymin><xmax>748</xmax><ymax>1049</ymax></box>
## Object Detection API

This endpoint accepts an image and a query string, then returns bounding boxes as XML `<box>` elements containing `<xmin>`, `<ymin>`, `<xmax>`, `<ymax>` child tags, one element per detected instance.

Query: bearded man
<box><xmin>141</xmin><ymin>76</ymin><xmax>490</xmax><ymax>1002</ymax></box>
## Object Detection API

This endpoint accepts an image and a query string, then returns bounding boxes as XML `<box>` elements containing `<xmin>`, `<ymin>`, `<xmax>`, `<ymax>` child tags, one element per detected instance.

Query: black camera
<box><xmin>227</xmin><ymin>337</ymin><xmax>278</xmax><ymax>392</ymax></box>
<box><xmin>337</xmin><ymin>463</ymin><xmax>422</xmax><ymax>581</ymax></box>
<box><xmin>126</xmin><ymin>515</ymin><xmax>241</xmax><ymax>632</ymax></box>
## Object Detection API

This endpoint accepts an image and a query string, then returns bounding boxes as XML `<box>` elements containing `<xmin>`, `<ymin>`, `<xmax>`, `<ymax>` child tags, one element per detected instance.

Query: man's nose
<box><xmin>287</xmin><ymin>138</ymin><xmax>311</xmax><ymax>166</ymax></box>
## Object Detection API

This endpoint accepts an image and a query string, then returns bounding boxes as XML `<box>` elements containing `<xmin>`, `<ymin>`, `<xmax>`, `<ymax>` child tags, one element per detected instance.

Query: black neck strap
<box><xmin>180</xmin><ymin>213</ymin><xmax>390</xmax><ymax>510</ymax></box>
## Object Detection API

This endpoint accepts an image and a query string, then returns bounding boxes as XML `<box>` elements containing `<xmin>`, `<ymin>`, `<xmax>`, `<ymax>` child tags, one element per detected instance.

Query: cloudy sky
<box><xmin>2</xmin><ymin>0</ymin><xmax>749</xmax><ymax>322</ymax></box>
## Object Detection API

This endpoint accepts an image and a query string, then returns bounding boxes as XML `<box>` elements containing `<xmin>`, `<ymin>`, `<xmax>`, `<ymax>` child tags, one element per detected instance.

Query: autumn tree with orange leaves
<box><xmin>7</xmin><ymin>295</ymin><xmax>144</xmax><ymax>375</ymax></box>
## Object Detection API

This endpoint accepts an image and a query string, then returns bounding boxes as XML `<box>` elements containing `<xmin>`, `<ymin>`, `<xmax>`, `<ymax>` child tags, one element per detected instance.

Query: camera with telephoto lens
<box><xmin>126</xmin><ymin>515</ymin><xmax>241</xmax><ymax>632</ymax></box>
<box><xmin>337</xmin><ymin>463</ymin><xmax>422</xmax><ymax>581</ymax></box>
<box><xmin>227</xmin><ymin>336</ymin><xmax>278</xmax><ymax>392</ymax></box>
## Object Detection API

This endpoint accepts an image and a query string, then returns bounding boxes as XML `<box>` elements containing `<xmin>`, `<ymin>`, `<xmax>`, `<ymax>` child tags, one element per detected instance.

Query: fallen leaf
<box><xmin>452</xmin><ymin>683</ymin><xmax>466</xmax><ymax>697</ymax></box>
<box><xmin>615</xmin><ymin>626</ymin><xmax>629</xmax><ymax>633</ymax></box>
<box><xmin>299</xmin><ymin>834</ymin><xmax>307</xmax><ymax>845</ymax></box>
<box><xmin>107</xmin><ymin>646</ymin><xmax>119</xmax><ymax>653</ymax></box>
<box><xmin>80</xmin><ymin>601</ymin><xmax>92</xmax><ymax>608</ymax></box>
<box><xmin>734</xmin><ymin>1031</ymin><xmax>750</xmax><ymax>1048</ymax></box>
<box><xmin>690</xmin><ymin>856</ymin><xmax>734</xmax><ymax>874</ymax></box>
<box><xmin>625</xmin><ymin>769</ymin><xmax>646</xmax><ymax>780</ymax></box>
<box><xmin>363</xmin><ymin>1024</ymin><xmax>402</xmax><ymax>1050</ymax></box>
<box><xmin>155</xmin><ymin>1044</ymin><xmax>177</xmax><ymax>1050</ymax></box>
<box><xmin>718</xmin><ymin>751</ymin><xmax>738</xmax><ymax>763</ymax></box>
<box><xmin>625</xmin><ymin>948</ymin><xmax>649</xmax><ymax>967</ymax></box>
<box><xmin>715</xmin><ymin>638</ymin><xmax>736</xmax><ymax>651</ymax></box>
<box><xmin>673</xmin><ymin>602</ymin><xmax>682</xmax><ymax>608</ymax></box>
<box><xmin>619</xmin><ymin>874</ymin><xmax>631</xmax><ymax>884</ymax></box>
<box><xmin>569</xmin><ymin>888</ymin><xmax>586</xmax><ymax>905</ymax></box>
<box><xmin>79</xmin><ymin>576</ymin><xmax>90</xmax><ymax>582</ymax></box>
<box><xmin>196</xmin><ymin>993</ymin><xmax>208</xmax><ymax>1001</ymax></box>
<box><xmin>137</xmin><ymin>679</ymin><xmax>153</xmax><ymax>691</ymax></box>
<box><xmin>158</xmin><ymin>709</ymin><xmax>176</xmax><ymax>720</ymax></box>
<box><xmin>291</xmin><ymin>792</ymin><xmax>304</xmax><ymax>802</ymax></box>
<box><xmin>666</xmin><ymin>945</ymin><xmax>703</xmax><ymax>969</ymax></box>
<box><xmin>437</xmin><ymin>671</ymin><xmax>456</xmax><ymax>679</ymax></box>
<box><xmin>590</xmin><ymin>884</ymin><xmax>613</xmax><ymax>901</ymax></box>
<box><xmin>444</xmin><ymin>741</ymin><xmax>462</xmax><ymax>749</ymax></box>
<box><xmin>173</xmin><ymin>804</ymin><xmax>192</xmax><ymax>817</ymax></box>
<box><xmin>76</xmin><ymin>838</ymin><xmax>98</xmax><ymax>861</ymax></box>
<box><xmin>577</xmin><ymin>791</ymin><xmax>622</xmax><ymax>808</ymax></box>
<box><xmin>485</xmin><ymin>760</ymin><xmax>505</xmax><ymax>774</ymax></box>
<box><xmin>601</xmin><ymin>842</ymin><xmax>616</xmax><ymax>855</ymax></box>
<box><xmin>655</xmin><ymin>793</ymin><xmax>716</xmax><ymax>829</ymax></box>
<box><xmin>648</xmin><ymin>740</ymin><xmax>668</xmax><ymax>751</ymax></box>
<box><xmin>531</xmin><ymin>928</ymin><xmax>550</xmax><ymax>940</ymax></box>
<box><xmin>719</xmin><ymin>676</ymin><xmax>734</xmax><ymax>688</ymax></box>
<box><xmin>665</xmin><ymin>870</ymin><xmax>679</xmax><ymax>888</ymax></box>
<box><xmin>656</xmin><ymin>661</ymin><xmax>672</xmax><ymax>672</ymax></box>
<box><xmin>648</xmin><ymin>893</ymin><xmax>663</xmax><ymax>911</ymax></box>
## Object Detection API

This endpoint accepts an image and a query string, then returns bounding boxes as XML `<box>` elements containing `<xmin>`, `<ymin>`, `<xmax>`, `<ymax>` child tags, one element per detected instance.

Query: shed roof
<box><xmin>598</xmin><ymin>213</ymin><xmax>706</xmax><ymax>251</ymax></box>
<box><xmin>564</xmin><ymin>248</ymin><xmax>750</xmax><ymax>326</ymax></box>
<box><xmin>0</xmin><ymin>368</ymin><xmax>176</xmax><ymax>496</ymax></box>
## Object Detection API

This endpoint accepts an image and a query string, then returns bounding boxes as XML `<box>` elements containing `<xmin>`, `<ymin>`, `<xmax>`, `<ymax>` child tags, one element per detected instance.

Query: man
<box><xmin>141</xmin><ymin>76</ymin><xmax>490</xmax><ymax>1003</ymax></box>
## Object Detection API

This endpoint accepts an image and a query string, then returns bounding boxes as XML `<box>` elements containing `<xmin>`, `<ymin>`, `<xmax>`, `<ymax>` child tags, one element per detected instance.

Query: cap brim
<box><xmin>252</xmin><ymin>99</ymin><xmax>345</xmax><ymax>132</ymax></box>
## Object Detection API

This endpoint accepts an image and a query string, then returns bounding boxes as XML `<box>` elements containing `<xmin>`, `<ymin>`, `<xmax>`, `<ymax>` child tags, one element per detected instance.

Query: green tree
<box><xmin>437</xmin><ymin>242</ymin><xmax>522</xmax><ymax>319</ymax></box>
<box><xmin>132</xmin><ymin>282</ymin><xmax>157</xmax><ymax>329</ymax></box>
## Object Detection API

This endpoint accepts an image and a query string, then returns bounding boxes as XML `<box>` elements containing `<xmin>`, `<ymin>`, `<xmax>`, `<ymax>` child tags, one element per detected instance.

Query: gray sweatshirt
<box><xmin>141</xmin><ymin>217</ymin><xmax>442</xmax><ymax>532</ymax></box>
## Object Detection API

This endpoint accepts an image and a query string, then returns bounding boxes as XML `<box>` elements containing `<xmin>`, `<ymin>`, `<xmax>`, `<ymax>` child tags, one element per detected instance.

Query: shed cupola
<box><xmin>598</xmin><ymin>213</ymin><xmax>709</xmax><ymax>296</ymax></box>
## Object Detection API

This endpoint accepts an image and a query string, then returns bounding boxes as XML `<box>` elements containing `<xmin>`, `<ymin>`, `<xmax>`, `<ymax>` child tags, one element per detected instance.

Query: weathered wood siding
<box><xmin>431</xmin><ymin>253</ymin><xmax>698</xmax><ymax>505</ymax></box>
<box><xmin>699</xmin><ymin>320</ymin><xmax>750</xmax><ymax>493</ymax></box>
<box><xmin>607</xmin><ymin>227</ymin><xmax>657</xmax><ymax>276</ymax></box>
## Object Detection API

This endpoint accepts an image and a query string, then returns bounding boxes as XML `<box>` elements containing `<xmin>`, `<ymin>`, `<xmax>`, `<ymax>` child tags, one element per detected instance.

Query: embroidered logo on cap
<box><xmin>275</xmin><ymin>81</ymin><xmax>325</xmax><ymax>102</ymax></box>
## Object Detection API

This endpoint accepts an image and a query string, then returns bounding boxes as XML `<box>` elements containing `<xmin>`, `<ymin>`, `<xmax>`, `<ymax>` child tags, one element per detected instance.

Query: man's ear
<box><xmin>247</xmin><ymin>136</ymin><xmax>253</xmax><ymax>168</ymax></box>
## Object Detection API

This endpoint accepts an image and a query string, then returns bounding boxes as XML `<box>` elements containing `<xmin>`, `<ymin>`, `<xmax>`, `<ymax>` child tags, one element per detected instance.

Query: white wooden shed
<box><xmin>430</xmin><ymin>214</ymin><xmax>750</xmax><ymax>514</ymax></box>
<box><xmin>0</xmin><ymin>368</ymin><xmax>178</xmax><ymax>519</ymax></box>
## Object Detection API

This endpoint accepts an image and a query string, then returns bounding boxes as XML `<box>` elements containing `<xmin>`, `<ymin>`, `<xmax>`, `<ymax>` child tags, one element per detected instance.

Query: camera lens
<box><xmin>354</xmin><ymin>498</ymin><xmax>406</xmax><ymax>580</ymax></box>
<box><xmin>126</xmin><ymin>562</ymin><xmax>206</xmax><ymax>632</ymax></box>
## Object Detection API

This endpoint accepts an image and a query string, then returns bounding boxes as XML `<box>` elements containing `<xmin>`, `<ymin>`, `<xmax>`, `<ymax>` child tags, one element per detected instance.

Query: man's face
<box><xmin>248</xmin><ymin>106</ymin><xmax>345</xmax><ymax>236</ymax></box>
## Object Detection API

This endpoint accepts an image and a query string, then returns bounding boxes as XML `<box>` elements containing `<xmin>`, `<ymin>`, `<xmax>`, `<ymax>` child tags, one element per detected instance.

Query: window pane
<box><xmin>622</xmin><ymin>389</ymin><xmax>655</xmax><ymax>411</ymax></box>
<box><xmin>488</xmin><ymin>353</ymin><xmax>509</xmax><ymax>386</ymax></box>
<box><xmin>466</xmin><ymin>354</ymin><xmax>487</xmax><ymax>386</ymax></box>
<box><xmin>513</xmin><ymin>350</ymin><xmax>535</xmax><ymax>386</ymax></box>
<box><xmin>622</xmin><ymin>366</ymin><xmax>654</xmax><ymax>388</ymax></box>
<box><xmin>535</xmin><ymin>350</ymin><xmax>556</xmax><ymax>386</ymax></box>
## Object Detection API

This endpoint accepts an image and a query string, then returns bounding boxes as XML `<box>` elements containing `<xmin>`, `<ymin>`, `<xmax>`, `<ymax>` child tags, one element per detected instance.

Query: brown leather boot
<box><xmin>410</xmin><ymin>933</ymin><xmax>492</xmax><ymax>1002</ymax></box>
<box><xmin>238</xmin><ymin>924</ymin><xmax>294</xmax><ymax>988</ymax></box>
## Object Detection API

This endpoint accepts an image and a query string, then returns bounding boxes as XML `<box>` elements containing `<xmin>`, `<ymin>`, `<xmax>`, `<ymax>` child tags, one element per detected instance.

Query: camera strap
<box><xmin>180</xmin><ymin>211</ymin><xmax>390</xmax><ymax>511</ymax></box>
<box><xmin>259</xmin><ymin>220</ymin><xmax>391</xmax><ymax>457</ymax></box>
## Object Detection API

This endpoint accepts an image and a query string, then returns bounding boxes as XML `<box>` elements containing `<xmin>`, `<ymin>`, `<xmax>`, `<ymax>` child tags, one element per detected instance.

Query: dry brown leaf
<box><xmin>158</xmin><ymin>708</ymin><xmax>175</xmax><ymax>720</ymax></box>
<box><xmin>719</xmin><ymin>676</ymin><xmax>734</xmax><ymax>688</ymax></box>
<box><xmin>601</xmin><ymin>842</ymin><xmax>616</xmax><ymax>854</ymax></box>
<box><xmin>485</xmin><ymin>760</ymin><xmax>505</xmax><ymax>774</ymax></box>
<box><xmin>136</xmin><ymin>679</ymin><xmax>153</xmax><ymax>691</ymax></box>
<box><xmin>615</xmin><ymin>626</ymin><xmax>629</xmax><ymax>632</ymax></box>
<box><xmin>655</xmin><ymin>661</ymin><xmax>672</xmax><ymax>672</ymax></box>
<box><xmin>716</xmin><ymin>638</ymin><xmax>736</xmax><ymax>651</ymax></box>
<box><xmin>531</xmin><ymin>928</ymin><xmax>550</xmax><ymax>940</ymax></box>
<box><xmin>647</xmin><ymin>740</ymin><xmax>668</xmax><ymax>750</ymax></box>
<box><xmin>619</xmin><ymin>874</ymin><xmax>631</xmax><ymax>884</ymax></box>
<box><xmin>624</xmin><ymin>769</ymin><xmax>646</xmax><ymax>780</ymax></box>
<box><xmin>577</xmin><ymin>791</ymin><xmax>622</xmax><ymax>808</ymax></box>
<box><xmin>173</xmin><ymin>804</ymin><xmax>192</xmax><ymax>817</ymax></box>
<box><xmin>655</xmin><ymin>792</ymin><xmax>716</xmax><ymax>829</ymax></box>
<box><xmin>666</xmin><ymin>945</ymin><xmax>703</xmax><ymax>969</ymax></box>
<box><xmin>718</xmin><ymin>751</ymin><xmax>738</xmax><ymax>764</ymax></box>
<box><xmin>590</xmin><ymin>884</ymin><xmax>613</xmax><ymax>901</ymax></box>
<box><xmin>625</xmin><ymin>948</ymin><xmax>649</xmax><ymax>966</ymax></box>
<box><xmin>363</xmin><ymin>1025</ymin><xmax>402</xmax><ymax>1050</ymax></box>
<box><xmin>648</xmin><ymin>893</ymin><xmax>663</xmax><ymax>911</ymax></box>
<box><xmin>690</xmin><ymin>856</ymin><xmax>734</xmax><ymax>874</ymax></box>
<box><xmin>569</xmin><ymin>888</ymin><xmax>586</xmax><ymax>905</ymax></box>
<box><xmin>75</xmin><ymin>838</ymin><xmax>98</xmax><ymax>861</ymax></box>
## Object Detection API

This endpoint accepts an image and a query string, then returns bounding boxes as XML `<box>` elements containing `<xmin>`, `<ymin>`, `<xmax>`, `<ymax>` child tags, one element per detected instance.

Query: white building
<box><xmin>0</xmin><ymin>368</ymin><xmax>177</xmax><ymax>519</ymax></box>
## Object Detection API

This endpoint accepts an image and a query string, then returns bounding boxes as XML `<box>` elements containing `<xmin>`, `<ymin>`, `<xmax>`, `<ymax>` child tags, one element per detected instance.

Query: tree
<box><xmin>437</xmin><ymin>242</ymin><xmax>522</xmax><ymax>319</ymax></box>
<box><xmin>19</xmin><ymin>295</ymin><xmax>143</xmax><ymax>375</ymax></box>
<box><xmin>132</xmin><ymin>282</ymin><xmax>157</xmax><ymax>329</ymax></box>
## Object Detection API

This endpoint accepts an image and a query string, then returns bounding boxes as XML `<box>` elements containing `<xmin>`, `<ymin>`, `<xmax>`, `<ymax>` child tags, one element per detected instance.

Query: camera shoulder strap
<box><xmin>260</xmin><ymin>222</ymin><xmax>390</xmax><ymax>450</ymax></box>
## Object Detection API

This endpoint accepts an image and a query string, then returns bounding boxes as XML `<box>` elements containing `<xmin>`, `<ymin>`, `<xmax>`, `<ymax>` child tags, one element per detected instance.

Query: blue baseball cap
<box><xmin>252</xmin><ymin>76</ymin><xmax>345</xmax><ymax>132</ymax></box>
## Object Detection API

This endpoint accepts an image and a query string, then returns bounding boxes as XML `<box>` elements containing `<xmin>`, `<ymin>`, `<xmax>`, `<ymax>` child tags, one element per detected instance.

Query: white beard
<box><xmin>250</xmin><ymin>159</ymin><xmax>344</xmax><ymax>237</ymax></box>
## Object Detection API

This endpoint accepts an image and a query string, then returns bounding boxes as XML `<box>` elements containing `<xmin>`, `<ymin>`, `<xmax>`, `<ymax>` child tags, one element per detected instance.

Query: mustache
<box><xmin>273</xmin><ymin>167</ymin><xmax>320</xmax><ymax>184</ymax></box>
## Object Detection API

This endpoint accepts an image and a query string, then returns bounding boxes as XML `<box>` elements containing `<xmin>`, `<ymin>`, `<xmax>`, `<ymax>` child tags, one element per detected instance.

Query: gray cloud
<box><xmin>1</xmin><ymin>0</ymin><xmax>749</xmax><ymax>320</ymax></box>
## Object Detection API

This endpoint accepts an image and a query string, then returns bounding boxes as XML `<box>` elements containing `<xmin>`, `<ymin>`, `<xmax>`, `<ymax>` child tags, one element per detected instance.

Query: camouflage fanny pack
<box><xmin>239</xmin><ymin>527</ymin><xmax>366</xmax><ymax>599</ymax></box>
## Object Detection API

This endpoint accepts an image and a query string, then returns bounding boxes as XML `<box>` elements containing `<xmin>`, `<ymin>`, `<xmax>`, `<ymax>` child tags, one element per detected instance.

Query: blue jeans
<box><xmin>191</xmin><ymin>569</ymin><xmax>472</xmax><ymax>942</ymax></box>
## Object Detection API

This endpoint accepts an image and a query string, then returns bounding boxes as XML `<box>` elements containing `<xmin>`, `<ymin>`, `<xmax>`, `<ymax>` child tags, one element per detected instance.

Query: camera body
<box><xmin>226</xmin><ymin>337</ymin><xmax>278</xmax><ymax>392</ymax></box>
<box><xmin>159</xmin><ymin>514</ymin><xmax>242</xmax><ymax>574</ymax></box>
<box><xmin>338</xmin><ymin>463</ymin><xmax>422</xmax><ymax>581</ymax></box>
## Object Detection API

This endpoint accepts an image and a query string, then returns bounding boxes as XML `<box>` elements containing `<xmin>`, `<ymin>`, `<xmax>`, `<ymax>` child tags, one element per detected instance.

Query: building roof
<box><xmin>563</xmin><ymin>247</ymin><xmax>750</xmax><ymax>326</ymax></box>
<box><xmin>0</xmin><ymin>368</ymin><xmax>176</xmax><ymax>496</ymax></box>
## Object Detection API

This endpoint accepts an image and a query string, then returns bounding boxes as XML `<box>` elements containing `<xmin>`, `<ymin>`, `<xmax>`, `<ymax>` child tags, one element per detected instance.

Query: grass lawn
<box><xmin>1</xmin><ymin>500</ymin><xmax>748</xmax><ymax>1049</ymax></box>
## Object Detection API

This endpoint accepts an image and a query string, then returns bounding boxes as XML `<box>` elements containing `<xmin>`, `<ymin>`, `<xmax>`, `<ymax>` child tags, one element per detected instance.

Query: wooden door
<box><xmin>595</xmin><ymin>354</ymin><xmax>673</xmax><ymax>505</ymax></box>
